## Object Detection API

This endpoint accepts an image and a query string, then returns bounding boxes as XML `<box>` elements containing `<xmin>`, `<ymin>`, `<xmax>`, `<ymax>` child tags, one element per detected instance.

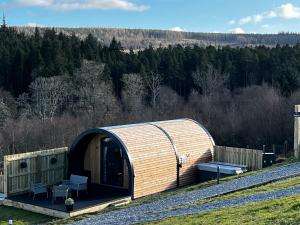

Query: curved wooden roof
<box><xmin>106</xmin><ymin>124</ymin><xmax>178</xmax><ymax>198</ymax></box>
<box><xmin>69</xmin><ymin>118</ymin><xmax>215</xmax><ymax>199</ymax></box>
<box><xmin>103</xmin><ymin>119</ymin><xmax>214</xmax><ymax>197</ymax></box>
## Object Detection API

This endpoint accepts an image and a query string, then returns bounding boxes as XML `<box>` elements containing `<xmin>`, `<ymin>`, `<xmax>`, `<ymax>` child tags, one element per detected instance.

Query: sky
<box><xmin>2</xmin><ymin>0</ymin><xmax>300</xmax><ymax>33</ymax></box>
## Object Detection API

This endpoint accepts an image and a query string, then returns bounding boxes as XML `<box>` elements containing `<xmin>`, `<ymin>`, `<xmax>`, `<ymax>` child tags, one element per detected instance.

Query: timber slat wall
<box><xmin>154</xmin><ymin>120</ymin><xmax>214</xmax><ymax>187</ymax></box>
<box><xmin>3</xmin><ymin>147</ymin><xmax>68</xmax><ymax>196</ymax></box>
<box><xmin>110</xmin><ymin>125</ymin><xmax>178</xmax><ymax>199</ymax></box>
<box><xmin>109</xmin><ymin>119</ymin><xmax>215</xmax><ymax>198</ymax></box>
<box><xmin>214</xmin><ymin>146</ymin><xmax>263</xmax><ymax>170</ymax></box>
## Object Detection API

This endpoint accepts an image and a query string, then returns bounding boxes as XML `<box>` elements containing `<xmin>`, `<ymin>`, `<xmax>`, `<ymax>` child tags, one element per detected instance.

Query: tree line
<box><xmin>0</xmin><ymin>25</ymin><xmax>300</xmax><ymax>157</ymax></box>
<box><xmin>16</xmin><ymin>26</ymin><xmax>300</xmax><ymax>49</ymax></box>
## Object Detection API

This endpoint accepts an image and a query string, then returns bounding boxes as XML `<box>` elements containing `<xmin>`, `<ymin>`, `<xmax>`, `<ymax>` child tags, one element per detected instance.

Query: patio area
<box><xmin>4</xmin><ymin>185</ymin><xmax>131</xmax><ymax>218</ymax></box>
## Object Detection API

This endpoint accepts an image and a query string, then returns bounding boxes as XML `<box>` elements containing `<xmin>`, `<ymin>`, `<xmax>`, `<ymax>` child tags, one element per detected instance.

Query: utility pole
<box><xmin>294</xmin><ymin>105</ymin><xmax>300</xmax><ymax>160</ymax></box>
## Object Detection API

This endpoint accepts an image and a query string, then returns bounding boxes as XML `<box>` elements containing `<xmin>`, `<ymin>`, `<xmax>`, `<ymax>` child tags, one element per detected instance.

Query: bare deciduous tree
<box><xmin>0</xmin><ymin>98</ymin><xmax>11</xmax><ymax>127</ymax></box>
<box><xmin>144</xmin><ymin>71</ymin><xmax>162</xmax><ymax>108</ymax></box>
<box><xmin>73</xmin><ymin>60</ymin><xmax>120</xmax><ymax>122</ymax></box>
<box><xmin>157</xmin><ymin>86</ymin><xmax>184</xmax><ymax>119</ymax></box>
<box><xmin>121</xmin><ymin>73</ymin><xmax>146</xmax><ymax>113</ymax></box>
<box><xmin>192</xmin><ymin>64</ymin><xmax>228</xmax><ymax>96</ymax></box>
<box><xmin>30</xmin><ymin>76</ymin><xmax>67</xmax><ymax>121</ymax></box>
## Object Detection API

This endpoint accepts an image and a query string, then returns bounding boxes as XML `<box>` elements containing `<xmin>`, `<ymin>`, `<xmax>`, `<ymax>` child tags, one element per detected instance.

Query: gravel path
<box><xmin>71</xmin><ymin>162</ymin><xmax>300</xmax><ymax>225</ymax></box>
<box><xmin>79</xmin><ymin>185</ymin><xmax>300</xmax><ymax>225</ymax></box>
<box><xmin>0</xmin><ymin>193</ymin><xmax>4</xmax><ymax>204</ymax></box>
<box><xmin>123</xmin><ymin>185</ymin><xmax>300</xmax><ymax>225</ymax></box>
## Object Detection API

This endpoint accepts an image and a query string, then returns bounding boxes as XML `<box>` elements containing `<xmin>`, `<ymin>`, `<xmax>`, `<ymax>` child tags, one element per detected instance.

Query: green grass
<box><xmin>0</xmin><ymin>206</ymin><xmax>54</xmax><ymax>225</ymax></box>
<box><xmin>1</xmin><ymin>158</ymin><xmax>297</xmax><ymax>225</ymax></box>
<box><xmin>146</xmin><ymin>193</ymin><xmax>300</xmax><ymax>225</ymax></box>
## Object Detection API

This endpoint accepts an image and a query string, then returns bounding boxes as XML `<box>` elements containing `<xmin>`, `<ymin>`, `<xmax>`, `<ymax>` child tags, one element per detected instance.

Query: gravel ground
<box><xmin>71</xmin><ymin>162</ymin><xmax>300</xmax><ymax>225</ymax></box>
<box><xmin>0</xmin><ymin>193</ymin><xmax>4</xmax><ymax>204</ymax></box>
<box><xmin>125</xmin><ymin>185</ymin><xmax>300</xmax><ymax>225</ymax></box>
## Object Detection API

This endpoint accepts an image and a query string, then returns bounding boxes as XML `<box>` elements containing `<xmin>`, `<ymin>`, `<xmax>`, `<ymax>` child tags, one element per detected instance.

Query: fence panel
<box><xmin>214</xmin><ymin>146</ymin><xmax>263</xmax><ymax>170</ymax></box>
<box><xmin>3</xmin><ymin>147</ymin><xmax>68</xmax><ymax>196</ymax></box>
<box><xmin>0</xmin><ymin>173</ymin><xmax>3</xmax><ymax>193</ymax></box>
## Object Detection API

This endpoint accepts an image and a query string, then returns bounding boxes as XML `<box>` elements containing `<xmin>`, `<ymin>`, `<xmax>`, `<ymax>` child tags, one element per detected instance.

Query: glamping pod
<box><xmin>68</xmin><ymin>119</ymin><xmax>215</xmax><ymax>199</ymax></box>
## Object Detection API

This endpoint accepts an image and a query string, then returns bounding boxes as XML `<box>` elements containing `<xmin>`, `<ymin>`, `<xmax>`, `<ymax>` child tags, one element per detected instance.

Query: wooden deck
<box><xmin>3</xmin><ymin>185</ymin><xmax>131</xmax><ymax>218</ymax></box>
<box><xmin>4</xmin><ymin>195</ymin><xmax>131</xmax><ymax>218</ymax></box>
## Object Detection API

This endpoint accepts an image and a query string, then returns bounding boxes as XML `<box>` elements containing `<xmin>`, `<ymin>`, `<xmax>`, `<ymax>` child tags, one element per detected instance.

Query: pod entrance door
<box><xmin>101</xmin><ymin>139</ymin><xmax>124</xmax><ymax>187</ymax></box>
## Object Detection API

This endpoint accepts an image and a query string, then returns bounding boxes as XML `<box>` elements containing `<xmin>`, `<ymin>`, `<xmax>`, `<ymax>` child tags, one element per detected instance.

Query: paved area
<box><xmin>71</xmin><ymin>162</ymin><xmax>300</xmax><ymax>225</ymax></box>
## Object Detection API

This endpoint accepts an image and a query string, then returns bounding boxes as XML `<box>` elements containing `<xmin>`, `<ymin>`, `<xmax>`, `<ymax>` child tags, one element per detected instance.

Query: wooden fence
<box><xmin>3</xmin><ymin>147</ymin><xmax>68</xmax><ymax>196</ymax></box>
<box><xmin>0</xmin><ymin>173</ymin><xmax>3</xmax><ymax>193</ymax></box>
<box><xmin>0</xmin><ymin>161</ymin><xmax>4</xmax><ymax>193</ymax></box>
<box><xmin>214</xmin><ymin>146</ymin><xmax>263</xmax><ymax>170</ymax></box>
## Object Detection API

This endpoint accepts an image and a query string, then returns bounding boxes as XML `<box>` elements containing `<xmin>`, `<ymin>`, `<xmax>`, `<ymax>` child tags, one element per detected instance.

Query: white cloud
<box><xmin>11</xmin><ymin>0</ymin><xmax>149</xmax><ymax>11</ymax></box>
<box><xmin>170</xmin><ymin>26</ymin><xmax>185</xmax><ymax>32</ymax></box>
<box><xmin>239</xmin><ymin>16</ymin><xmax>251</xmax><ymax>25</ymax></box>
<box><xmin>276</xmin><ymin>3</ymin><xmax>300</xmax><ymax>19</ymax></box>
<box><xmin>261</xmin><ymin>24</ymin><xmax>270</xmax><ymax>28</ymax></box>
<box><xmin>228</xmin><ymin>20</ymin><xmax>235</xmax><ymax>25</ymax></box>
<box><xmin>17</xmin><ymin>0</ymin><xmax>52</xmax><ymax>7</ymax></box>
<box><xmin>229</xmin><ymin>27</ymin><xmax>245</xmax><ymax>34</ymax></box>
<box><xmin>237</xmin><ymin>3</ymin><xmax>300</xmax><ymax>25</ymax></box>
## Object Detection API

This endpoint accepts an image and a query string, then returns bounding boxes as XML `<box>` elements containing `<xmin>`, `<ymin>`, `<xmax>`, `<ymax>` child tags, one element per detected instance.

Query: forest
<box><xmin>1</xmin><ymin>24</ymin><xmax>300</xmax><ymax>157</ymax></box>
<box><xmin>16</xmin><ymin>26</ymin><xmax>300</xmax><ymax>49</ymax></box>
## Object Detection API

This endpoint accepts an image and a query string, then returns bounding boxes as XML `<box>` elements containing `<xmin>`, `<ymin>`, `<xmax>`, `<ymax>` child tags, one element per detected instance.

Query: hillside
<box><xmin>15</xmin><ymin>26</ymin><xmax>300</xmax><ymax>49</ymax></box>
<box><xmin>1</xmin><ymin>26</ymin><xmax>300</xmax><ymax>156</ymax></box>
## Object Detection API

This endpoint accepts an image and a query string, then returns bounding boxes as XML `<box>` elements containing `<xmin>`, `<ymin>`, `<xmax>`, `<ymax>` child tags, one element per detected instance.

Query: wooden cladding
<box><xmin>108</xmin><ymin>119</ymin><xmax>215</xmax><ymax>199</ymax></box>
<box><xmin>3</xmin><ymin>147</ymin><xmax>68</xmax><ymax>196</ymax></box>
<box><xmin>154</xmin><ymin>120</ymin><xmax>214</xmax><ymax>187</ymax></box>
<box><xmin>214</xmin><ymin>146</ymin><xmax>263</xmax><ymax>170</ymax></box>
<box><xmin>70</xmin><ymin>119</ymin><xmax>215</xmax><ymax>199</ymax></box>
<box><xmin>110</xmin><ymin>124</ymin><xmax>178</xmax><ymax>199</ymax></box>
<box><xmin>84</xmin><ymin>136</ymin><xmax>101</xmax><ymax>184</ymax></box>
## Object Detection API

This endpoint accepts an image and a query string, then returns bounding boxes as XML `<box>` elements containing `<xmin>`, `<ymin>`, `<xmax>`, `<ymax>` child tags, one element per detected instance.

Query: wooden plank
<box><xmin>3</xmin><ymin>196</ymin><xmax>131</xmax><ymax>219</ymax></box>
<box><xmin>3</xmin><ymin>199</ymin><xmax>69</xmax><ymax>218</ymax></box>
<box><xmin>214</xmin><ymin>146</ymin><xmax>262</xmax><ymax>171</ymax></box>
<box><xmin>36</xmin><ymin>155</ymin><xmax>42</xmax><ymax>183</ymax></box>
<box><xmin>3</xmin><ymin>155</ymin><xmax>7</xmax><ymax>196</ymax></box>
<box><xmin>5</xmin><ymin>148</ymin><xmax>68</xmax><ymax>161</ymax></box>
<box><xmin>4</xmin><ymin>147</ymin><xmax>68</xmax><ymax>196</ymax></box>
<box><xmin>0</xmin><ymin>173</ymin><xmax>3</xmax><ymax>193</ymax></box>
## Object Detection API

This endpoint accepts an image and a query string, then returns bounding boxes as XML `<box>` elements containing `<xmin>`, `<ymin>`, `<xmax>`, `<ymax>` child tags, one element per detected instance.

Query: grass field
<box><xmin>147</xmin><ymin>193</ymin><xmax>300</xmax><ymax>225</ymax></box>
<box><xmin>0</xmin><ymin>205</ymin><xmax>54</xmax><ymax>225</ymax></box>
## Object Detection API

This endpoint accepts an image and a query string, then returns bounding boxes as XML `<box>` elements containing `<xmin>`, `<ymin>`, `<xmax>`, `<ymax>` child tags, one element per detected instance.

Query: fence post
<box><xmin>284</xmin><ymin>140</ymin><xmax>288</xmax><ymax>158</ymax></box>
<box><xmin>263</xmin><ymin>145</ymin><xmax>266</xmax><ymax>153</ymax></box>
<box><xmin>217</xmin><ymin>166</ymin><xmax>220</xmax><ymax>184</ymax></box>
<box><xmin>64</xmin><ymin>151</ymin><xmax>68</xmax><ymax>179</ymax></box>
<box><xmin>36</xmin><ymin>155</ymin><xmax>42</xmax><ymax>183</ymax></box>
<box><xmin>3</xmin><ymin>156</ymin><xmax>7</xmax><ymax>197</ymax></box>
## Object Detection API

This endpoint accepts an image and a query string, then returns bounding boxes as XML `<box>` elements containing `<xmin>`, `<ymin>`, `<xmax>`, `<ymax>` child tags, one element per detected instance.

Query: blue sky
<box><xmin>2</xmin><ymin>0</ymin><xmax>300</xmax><ymax>33</ymax></box>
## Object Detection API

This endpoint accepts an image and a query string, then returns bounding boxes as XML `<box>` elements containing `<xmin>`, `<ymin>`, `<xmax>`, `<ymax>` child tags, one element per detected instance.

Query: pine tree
<box><xmin>1</xmin><ymin>13</ymin><xmax>7</xmax><ymax>29</ymax></box>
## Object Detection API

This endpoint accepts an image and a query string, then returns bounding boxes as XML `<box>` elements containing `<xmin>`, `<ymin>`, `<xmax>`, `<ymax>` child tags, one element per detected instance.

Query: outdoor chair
<box><xmin>52</xmin><ymin>185</ymin><xmax>69</xmax><ymax>203</ymax></box>
<box><xmin>30</xmin><ymin>183</ymin><xmax>48</xmax><ymax>200</ymax></box>
<box><xmin>62</xmin><ymin>174</ymin><xmax>88</xmax><ymax>197</ymax></box>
